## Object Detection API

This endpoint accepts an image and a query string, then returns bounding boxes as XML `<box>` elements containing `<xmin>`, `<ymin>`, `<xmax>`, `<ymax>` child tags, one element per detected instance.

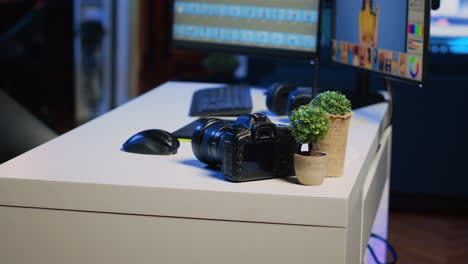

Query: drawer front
<box><xmin>360</xmin><ymin>126</ymin><xmax>392</xmax><ymax>258</ymax></box>
<box><xmin>1</xmin><ymin>206</ymin><xmax>348</xmax><ymax>264</ymax></box>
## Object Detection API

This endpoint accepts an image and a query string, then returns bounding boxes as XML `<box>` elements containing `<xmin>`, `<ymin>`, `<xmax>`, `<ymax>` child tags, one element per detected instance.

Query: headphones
<box><xmin>266</xmin><ymin>83</ymin><xmax>313</xmax><ymax>116</ymax></box>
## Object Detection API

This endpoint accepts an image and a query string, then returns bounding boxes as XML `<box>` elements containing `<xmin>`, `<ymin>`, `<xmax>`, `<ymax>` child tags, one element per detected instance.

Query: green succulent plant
<box><xmin>310</xmin><ymin>91</ymin><xmax>351</xmax><ymax>115</ymax></box>
<box><xmin>289</xmin><ymin>105</ymin><xmax>330</xmax><ymax>144</ymax></box>
<box><xmin>202</xmin><ymin>53</ymin><xmax>239</xmax><ymax>73</ymax></box>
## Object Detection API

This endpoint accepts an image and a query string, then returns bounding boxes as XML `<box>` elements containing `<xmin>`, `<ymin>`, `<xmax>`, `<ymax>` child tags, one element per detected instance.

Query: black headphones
<box><xmin>266</xmin><ymin>83</ymin><xmax>313</xmax><ymax>116</ymax></box>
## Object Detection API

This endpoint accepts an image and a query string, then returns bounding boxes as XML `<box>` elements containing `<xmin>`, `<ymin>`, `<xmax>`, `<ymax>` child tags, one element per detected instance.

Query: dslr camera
<box><xmin>191</xmin><ymin>113</ymin><xmax>296</xmax><ymax>182</ymax></box>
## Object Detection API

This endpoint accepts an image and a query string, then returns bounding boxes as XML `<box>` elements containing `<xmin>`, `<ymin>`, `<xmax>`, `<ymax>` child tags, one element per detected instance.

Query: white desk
<box><xmin>0</xmin><ymin>82</ymin><xmax>391</xmax><ymax>264</ymax></box>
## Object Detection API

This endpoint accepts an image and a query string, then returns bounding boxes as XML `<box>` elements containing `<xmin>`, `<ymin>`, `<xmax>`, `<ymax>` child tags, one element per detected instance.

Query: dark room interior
<box><xmin>1</xmin><ymin>0</ymin><xmax>467</xmax><ymax>263</ymax></box>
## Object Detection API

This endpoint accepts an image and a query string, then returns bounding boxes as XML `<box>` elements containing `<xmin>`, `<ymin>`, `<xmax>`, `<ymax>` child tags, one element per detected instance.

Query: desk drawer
<box><xmin>1</xmin><ymin>206</ymin><xmax>348</xmax><ymax>264</ymax></box>
<box><xmin>361</xmin><ymin>126</ymin><xmax>392</xmax><ymax>257</ymax></box>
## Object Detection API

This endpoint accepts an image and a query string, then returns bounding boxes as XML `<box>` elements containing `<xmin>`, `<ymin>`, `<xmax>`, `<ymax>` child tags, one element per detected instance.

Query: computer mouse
<box><xmin>122</xmin><ymin>129</ymin><xmax>180</xmax><ymax>155</ymax></box>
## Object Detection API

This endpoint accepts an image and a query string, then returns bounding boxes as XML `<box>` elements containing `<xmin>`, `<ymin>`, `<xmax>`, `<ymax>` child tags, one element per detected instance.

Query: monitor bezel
<box><xmin>171</xmin><ymin>1</ymin><xmax>324</xmax><ymax>62</ymax></box>
<box><xmin>330</xmin><ymin>0</ymin><xmax>431</xmax><ymax>85</ymax></box>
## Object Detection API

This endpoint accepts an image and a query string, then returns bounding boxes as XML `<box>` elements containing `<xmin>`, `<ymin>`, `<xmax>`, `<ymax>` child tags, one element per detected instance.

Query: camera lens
<box><xmin>191</xmin><ymin>118</ymin><xmax>231</xmax><ymax>166</ymax></box>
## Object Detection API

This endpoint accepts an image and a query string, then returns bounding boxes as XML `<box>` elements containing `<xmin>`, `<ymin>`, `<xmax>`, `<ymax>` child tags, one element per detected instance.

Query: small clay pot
<box><xmin>294</xmin><ymin>152</ymin><xmax>328</xmax><ymax>186</ymax></box>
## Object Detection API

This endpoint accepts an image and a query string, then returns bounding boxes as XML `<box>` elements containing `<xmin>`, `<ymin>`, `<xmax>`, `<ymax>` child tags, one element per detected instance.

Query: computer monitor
<box><xmin>430</xmin><ymin>0</ymin><xmax>468</xmax><ymax>54</ymax></box>
<box><xmin>331</xmin><ymin>0</ymin><xmax>431</xmax><ymax>83</ymax></box>
<box><xmin>172</xmin><ymin>0</ymin><xmax>322</xmax><ymax>60</ymax></box>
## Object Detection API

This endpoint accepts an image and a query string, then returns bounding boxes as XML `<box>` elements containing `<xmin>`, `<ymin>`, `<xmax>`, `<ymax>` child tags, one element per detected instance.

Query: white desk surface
<box><xmin>0</xmin><ymin>82</ymin><xmax>389</xmax><ymax>228</ymax></box>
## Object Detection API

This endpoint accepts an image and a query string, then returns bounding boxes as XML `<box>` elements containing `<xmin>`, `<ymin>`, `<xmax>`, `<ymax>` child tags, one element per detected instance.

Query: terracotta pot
<box><xmin>294</xmin><ymin>152</ymin><xmax>328</xmax><ymax>186</ymax></box>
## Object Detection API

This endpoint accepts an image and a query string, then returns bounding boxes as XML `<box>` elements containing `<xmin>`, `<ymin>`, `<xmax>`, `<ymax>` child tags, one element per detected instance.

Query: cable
<box><xmin>367</xmin><ymin>233</ymin><xmax>398</xmax><ymax>264</ymax></box>
<box><xmin>0</xmin><ymin>0</ymin><xmax>46</xmax><ymax>45</ymax></box>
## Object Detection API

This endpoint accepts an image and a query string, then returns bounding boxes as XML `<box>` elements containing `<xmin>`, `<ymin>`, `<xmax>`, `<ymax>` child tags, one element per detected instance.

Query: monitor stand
<box><xmin>342</xmin><ymin>72</ymin><xmax>386</xmax><ymax>110</ymax></box>
<box><xmin>312</xmin><ymin>59</ymin><xmax>319</xmax><ymax>97</ymax></box>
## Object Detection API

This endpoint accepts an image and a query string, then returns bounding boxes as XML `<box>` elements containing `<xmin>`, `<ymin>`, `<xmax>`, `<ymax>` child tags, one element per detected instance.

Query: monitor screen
<box><xmin>331</xmin><ymin>0</ymin><xmax>430</xmax><ymax>83</ymax></box>
<box><xmin>172</xmin><ymin>0</ymin><xmax>322</xmax><ymax>60</ymax></box>
<box><xmin>430</xmin><ymin>0</ymin><xmax>468</xmax><ymax>54</ymax></box>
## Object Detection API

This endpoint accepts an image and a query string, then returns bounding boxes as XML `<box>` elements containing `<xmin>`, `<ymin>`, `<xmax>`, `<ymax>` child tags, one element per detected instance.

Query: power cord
<box><xmin>367</xmin><ymin>233</ymin><xmax>398</xmax><ymax>264</ymax></box>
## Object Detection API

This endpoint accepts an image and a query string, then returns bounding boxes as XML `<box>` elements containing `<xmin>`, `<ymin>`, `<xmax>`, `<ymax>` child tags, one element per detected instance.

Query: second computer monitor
<box><xmin>172</xmin><ymin>0</ymin><xmax>322</xmax><ymax>60</ymax></box>
<box><xmin>431</xmin><ymin>0</ymin><xmax>468</xmax><ymax>54</ymax></box>
<box><xmin>332</xmin><ymin>0</ymin><xmax>430</xmax><ymax>83</ymax></box>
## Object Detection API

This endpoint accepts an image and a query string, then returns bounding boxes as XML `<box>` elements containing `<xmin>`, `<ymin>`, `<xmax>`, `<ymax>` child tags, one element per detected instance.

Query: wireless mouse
<box><xmin>122</xmin><ymin>129</ymin><xmax>180</xmax><ymax>155</ymax></box>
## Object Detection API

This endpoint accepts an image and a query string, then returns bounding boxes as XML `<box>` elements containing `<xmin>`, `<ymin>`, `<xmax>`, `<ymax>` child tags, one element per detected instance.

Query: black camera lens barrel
<box><xmin>192</xmin><ymin>118</ymin><xmax>231</xmax><ymax>166</ymax></box>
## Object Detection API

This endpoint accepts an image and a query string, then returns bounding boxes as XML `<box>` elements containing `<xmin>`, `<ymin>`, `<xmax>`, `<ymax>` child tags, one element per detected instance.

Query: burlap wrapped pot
<box><xmin>314</xmin><ymin>112</ymin><xmax>353</xmax><ymax>177</ymax></box>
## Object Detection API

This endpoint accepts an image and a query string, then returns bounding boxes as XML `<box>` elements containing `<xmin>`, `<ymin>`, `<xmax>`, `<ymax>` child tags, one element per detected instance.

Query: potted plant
<box><xmin>289</xmin><ymin>105</ymin><xmax>330</xmax><ymax>186</ymax></box>
<box><xmin>309</xmin><ymin>91</ymin><xmax>352</xmax><ymax>177</ymax></box>
<box><xmin>202</xmin><ymin>53</ymin><xmax>239</xmax><ymax>82</ymax></box>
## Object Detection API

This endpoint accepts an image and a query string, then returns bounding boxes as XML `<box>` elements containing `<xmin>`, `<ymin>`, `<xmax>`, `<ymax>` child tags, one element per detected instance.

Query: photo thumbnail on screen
<box><xmin>332</xmin><ymin>0</ymin><xmax>428</xmax><ymax>82</ymax></box>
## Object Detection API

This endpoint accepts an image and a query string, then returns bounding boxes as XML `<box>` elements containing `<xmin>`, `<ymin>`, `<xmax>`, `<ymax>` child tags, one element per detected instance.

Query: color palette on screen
<box><xmin>408</xmin><ymin>24</ymin><xmax>424</xmax><ymax>36</ymax></box>
<box><xmin>409</xmin><ymin>56</ymin><xmax>420</xmax><ymax>78</ymax></box>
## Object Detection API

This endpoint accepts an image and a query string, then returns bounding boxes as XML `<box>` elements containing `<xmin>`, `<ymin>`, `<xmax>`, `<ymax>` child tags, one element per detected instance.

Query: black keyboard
<box><xmin>189</xmin><ymin>85</ymin><xmax>253</xmax><ymax>116</ymax></box>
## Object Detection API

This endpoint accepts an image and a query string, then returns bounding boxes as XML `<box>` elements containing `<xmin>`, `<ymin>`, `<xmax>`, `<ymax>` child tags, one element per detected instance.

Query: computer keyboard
<box><xmin>189</xmin><ymin>85</ymin><xmax>253</xmax><ymax>116</ymax></box>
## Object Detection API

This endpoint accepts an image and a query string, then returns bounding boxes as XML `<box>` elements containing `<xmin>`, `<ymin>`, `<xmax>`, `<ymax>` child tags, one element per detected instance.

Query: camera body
<box><xmin>192</xmin><ymin>113</ymin><xmax>296</xmax><ymax>182</ymax></box>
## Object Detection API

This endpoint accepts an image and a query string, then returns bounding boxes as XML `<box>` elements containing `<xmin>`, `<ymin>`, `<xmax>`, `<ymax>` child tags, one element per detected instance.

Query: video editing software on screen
<box><xmin>332</xmin><ymin>0</ymin><xmax>427</xmax><ymax>82</ymax></box>
<box><xmin>173</xmin><ymin>0</ymin><xmax>321</xmax><ymax>55</ymax></box>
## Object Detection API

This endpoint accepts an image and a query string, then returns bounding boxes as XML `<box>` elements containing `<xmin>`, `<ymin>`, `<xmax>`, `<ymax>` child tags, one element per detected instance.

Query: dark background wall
<box><xmin>0</xmin><ymin>1</ymin><xmax>74</xmax><ymax>133</ymax></box>
<box><xmin>389</xmin><ymin>62</ymin><xmax>468</xmax><ymax>198</ymax></box>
